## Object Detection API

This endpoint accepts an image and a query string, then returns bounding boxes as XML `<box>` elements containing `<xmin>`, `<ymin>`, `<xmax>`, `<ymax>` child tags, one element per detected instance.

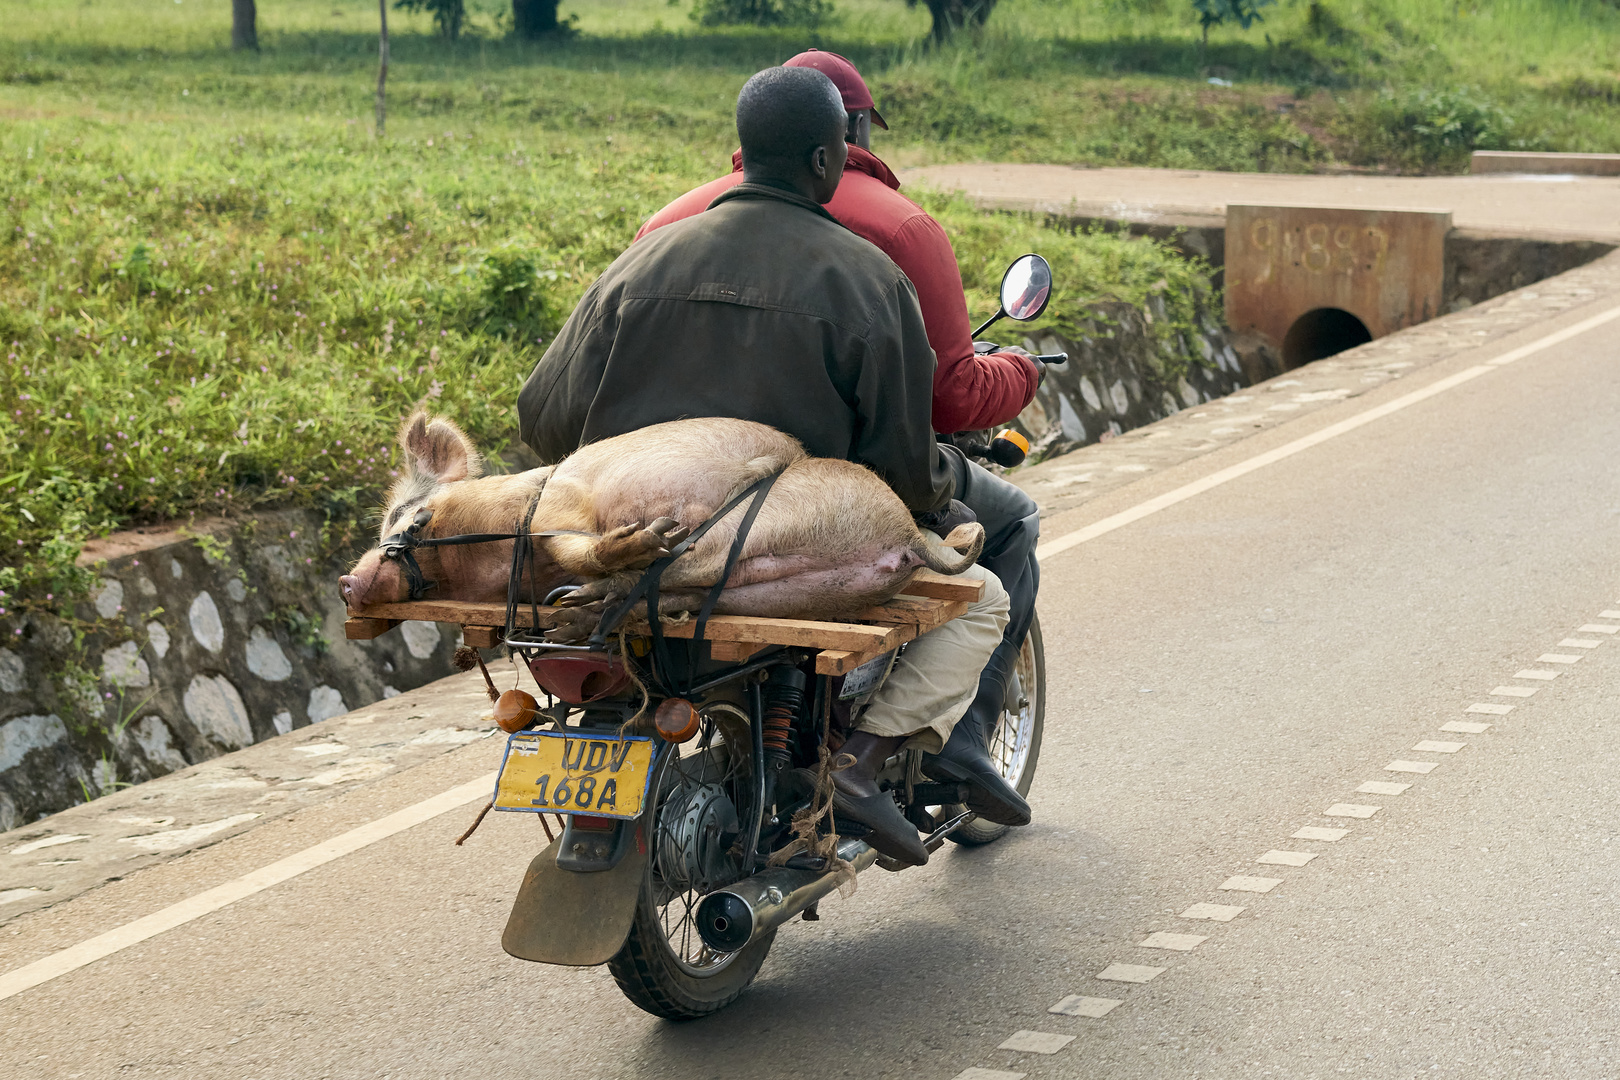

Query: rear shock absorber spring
<box><xmin>761</xmin><ymin>666</ymin><xmax>808</xmax><ymax>810</ymax></box>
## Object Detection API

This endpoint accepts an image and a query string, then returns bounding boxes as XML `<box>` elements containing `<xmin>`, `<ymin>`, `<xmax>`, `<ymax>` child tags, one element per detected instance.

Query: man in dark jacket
<box><xmin>636</xmin><ymin>50</ymin><xmax>1040</xmax><ymax>831</ymax></box>
<box><xmin>517</xmin><ymin>66</ymin><xmax>1011</xmax><ymax>867</ymax></box>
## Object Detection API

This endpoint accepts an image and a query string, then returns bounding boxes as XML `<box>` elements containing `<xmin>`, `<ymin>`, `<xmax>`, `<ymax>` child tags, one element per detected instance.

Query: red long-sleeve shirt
<box><xmin>635</xmin><ymin>147</ymin><xmax>1039</xmax><ymax>434</ymax></box>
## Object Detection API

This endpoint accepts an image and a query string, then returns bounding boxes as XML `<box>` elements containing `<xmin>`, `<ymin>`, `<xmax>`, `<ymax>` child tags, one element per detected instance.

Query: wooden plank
<box><xmin>347</xmin><ymin>599</ymin><xmax>557</xmax><ymax>630</ymax></box>
<box><xmin>897</xmin><ymin>569</ymin><xmax>984</xmax><ymax>602</ymax></box>
<box><xmin>816</xmin><ymin>649</ymin><xmax>881</xmax><ymax>676</ymax></box>
<box><xmin>644</xmin><ymin>614</ymin><xmax>906</xmax><ymax>653</ymax></box>
<box><xmin>344</xmin><ymin>616</ymin><xmax>399</xmax><ymax>641</ymax></box>
<box><xmin>709</xmin><ymin>641</ymin><xmax>769</xmax><ymax>663</ymax></box>
<box><xmin>853</xmin><ymin>596</ymin><xmax>969</xmax><ymax>628</ymax></box>
<box><xmin>462</xmin><ymin>626</ymin><xmax>502</xmax><ymax>649</ymax></box>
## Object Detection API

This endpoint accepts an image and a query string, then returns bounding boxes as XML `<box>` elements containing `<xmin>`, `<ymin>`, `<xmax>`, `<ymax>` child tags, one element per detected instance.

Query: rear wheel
<box><xmin>607</xmin><ymin>701</ymin><xmax>773</xmax><ymax>1019</ymax></box>
<box><xmin>949</xmin><ymin>615</ymin><xmax>1045</xmax><ymax>847</ymax></box>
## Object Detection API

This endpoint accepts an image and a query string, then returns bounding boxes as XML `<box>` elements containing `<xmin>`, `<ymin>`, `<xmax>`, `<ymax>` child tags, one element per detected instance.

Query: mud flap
<box><xmin>500</xmin><ymin>824</ymin><xmax>650</xmax><ymax>967</ymax></box>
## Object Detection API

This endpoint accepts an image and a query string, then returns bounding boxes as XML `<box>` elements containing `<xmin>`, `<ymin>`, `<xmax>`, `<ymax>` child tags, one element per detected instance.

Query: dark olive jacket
<box><xmin>516</xmin><ymin>183</ymin><xmax>954</xmax><ymax>513</ymax></box>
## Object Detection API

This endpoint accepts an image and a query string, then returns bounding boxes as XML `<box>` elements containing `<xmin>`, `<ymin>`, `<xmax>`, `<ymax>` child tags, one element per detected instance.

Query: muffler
<box><xmin>695</xmin><ymin>839</ymin><xmax>880</xmax><ymax>952</ymax></box>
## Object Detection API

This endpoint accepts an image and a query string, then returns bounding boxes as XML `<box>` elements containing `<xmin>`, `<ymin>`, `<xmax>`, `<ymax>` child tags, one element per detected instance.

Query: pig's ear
<box><xmin>399</xmin><ymin>411</ymin><xmax>483</xmax><ymax>483</ymax></box>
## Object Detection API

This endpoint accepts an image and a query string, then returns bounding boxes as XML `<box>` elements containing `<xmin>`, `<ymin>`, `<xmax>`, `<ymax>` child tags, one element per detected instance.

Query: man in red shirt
<box><xmin>637</xmin><ymin>51</ymin><xmax>1043</xmax><ymax>828</ymax></box>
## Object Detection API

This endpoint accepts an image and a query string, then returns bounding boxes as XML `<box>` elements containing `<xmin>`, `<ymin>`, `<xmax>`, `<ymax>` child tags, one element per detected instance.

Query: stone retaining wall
<box><xmin>0</xmin><ymin>510</ymin><xmax>459</xmax><ymax>828</ymax></box>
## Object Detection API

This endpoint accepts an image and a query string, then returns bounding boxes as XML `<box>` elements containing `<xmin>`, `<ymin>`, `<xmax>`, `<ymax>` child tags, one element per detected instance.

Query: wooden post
<box><xmin>375</xmin><ymin>0</ymin><xmax>389</xmax><ymax>139</ymax></box>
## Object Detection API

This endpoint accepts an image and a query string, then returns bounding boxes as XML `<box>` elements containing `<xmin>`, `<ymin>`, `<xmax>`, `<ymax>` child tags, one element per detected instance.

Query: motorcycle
<box><xmin>492</xmin><ymin>256</ymin><xmax>1061</xmax><ymax>1020</ymax></box>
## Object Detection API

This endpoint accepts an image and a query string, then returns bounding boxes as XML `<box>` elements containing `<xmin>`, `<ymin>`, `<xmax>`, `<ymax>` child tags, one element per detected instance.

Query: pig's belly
<box><xmin>708</xmin><ymin>548</ymin><xmax>917</xmax><ymax>620</ymax></box>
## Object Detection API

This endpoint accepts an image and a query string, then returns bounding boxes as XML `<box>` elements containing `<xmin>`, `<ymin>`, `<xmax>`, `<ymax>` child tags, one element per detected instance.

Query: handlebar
<box><xmin>1034</xmin><ymin>352</ymin><xmax>1068</xmax><ymax>369</ymax></box>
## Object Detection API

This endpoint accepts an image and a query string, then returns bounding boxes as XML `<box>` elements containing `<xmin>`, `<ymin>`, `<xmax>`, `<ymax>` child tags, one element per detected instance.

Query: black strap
<box><xmin>503</xmin><ymin>485</ymin><xmax>546</xmax><ymax>642</ymax></box>
<box><xmin>589</xmin><ymin>471</ymin><xmax>782</xmax><ymax>671</ymax></box>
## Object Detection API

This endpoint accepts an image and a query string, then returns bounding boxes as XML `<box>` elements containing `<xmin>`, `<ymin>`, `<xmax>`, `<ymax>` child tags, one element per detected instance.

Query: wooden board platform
<box><xmin>344</xmin><ymin>570</ymin><xmax>980</xmax><ymax>676</ymax></box>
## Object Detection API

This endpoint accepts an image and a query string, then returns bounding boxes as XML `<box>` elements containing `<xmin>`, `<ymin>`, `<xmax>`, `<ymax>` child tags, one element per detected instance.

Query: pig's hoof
<box><xmin>556</xmin><ymin>579</ymin><xmax>619</xmax><ymax>608</ymax></box>
<box><xmin>648</xmin><ymin>517</ymin><xmax>691</xmax><ymax>547</ymax></box>
<box><xmin>543</xmin><ymin>607</ymin><xmax>598</xmax><ymax>643</ymax></box>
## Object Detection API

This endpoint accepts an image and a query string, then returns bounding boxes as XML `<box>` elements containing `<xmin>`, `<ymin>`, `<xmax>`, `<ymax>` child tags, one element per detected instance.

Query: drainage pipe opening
<box><xmin>1282</xmin><ymin>307</ymin><xmax>1373</xmax><ymax>368</ymax></box>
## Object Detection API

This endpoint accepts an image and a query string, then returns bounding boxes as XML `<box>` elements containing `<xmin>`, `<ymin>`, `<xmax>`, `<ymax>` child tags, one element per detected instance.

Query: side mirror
<box><xmin>973</xmin><ymin>253</ymin><xmax>1054</xmax><ymax>338</ymax></box>
<box><xmin>1000</xmin><ymin>254</ymin><xmax>1053</xmax><ymax>322</ymax></box>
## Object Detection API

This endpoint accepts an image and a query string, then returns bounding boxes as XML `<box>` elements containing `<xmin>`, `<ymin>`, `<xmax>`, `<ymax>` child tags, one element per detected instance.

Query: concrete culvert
<box><xmin>1282</xmin><ymin>307</ymin><xmax>1373</xmax><ymax>368</ymax></box>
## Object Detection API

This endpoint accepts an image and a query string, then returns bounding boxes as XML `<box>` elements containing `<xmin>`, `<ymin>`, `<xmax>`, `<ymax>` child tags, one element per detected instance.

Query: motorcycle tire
<box><xmin>607</xmin><ymin>872</ymin><xmax>776</xmax><ymax>1021</ymax></box>
<box><xmin>949</xmin><ymin>615</ymin><xmax>1045</xmax><ymax>847</ymax></box>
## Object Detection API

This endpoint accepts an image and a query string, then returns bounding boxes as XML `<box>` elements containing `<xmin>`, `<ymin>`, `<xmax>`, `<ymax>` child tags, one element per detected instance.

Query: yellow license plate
<box><xmin>493</xmin><ymin>731</ymin><xmax>656</xmax><ymax>819</ymax></box>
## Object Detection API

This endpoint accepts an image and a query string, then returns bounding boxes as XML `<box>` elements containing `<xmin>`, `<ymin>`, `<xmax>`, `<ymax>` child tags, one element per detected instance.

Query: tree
<box><xmin>395</xmin><ymin>0</ymin><xmax>467</xmax><ymax>40</ymax></box>
<box><xmin>907</xmin><ymin>0</ymin><xmax>997</xmax><ymax>42</ymax></box>
<box><xmin>1191</xmin><ymin>0</ymin><xmax>1276</xmax><ymax>47</ymax></box>
<box><xmin>376</xmin><ymin>0</ymin><xmax>389</xmax><ymax>138</ymax></box>
<box><xmin>231</xmin><ymin>0</ymin><xmax>258</xmax><ymax>51</ymax></box>
<box><xmin>512</xmin><ymin>0</ymin><xmax>563</xmax><ymax>37</ymax></box>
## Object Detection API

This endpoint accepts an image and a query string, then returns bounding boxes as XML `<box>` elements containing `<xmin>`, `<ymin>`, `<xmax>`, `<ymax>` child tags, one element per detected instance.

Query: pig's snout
<box><xmin>340</xmin><ymin>551</ymin><xmax>406</xmax><ymax>608</ymax></box>
<box><xmin>339</xmin><ymin>574</ymin><xmax>361</xmax><ymax>603</ymax></box>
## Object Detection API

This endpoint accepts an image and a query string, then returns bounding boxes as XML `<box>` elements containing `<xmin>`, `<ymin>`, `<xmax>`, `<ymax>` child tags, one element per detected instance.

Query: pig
<box><xmin>340</xmin><ymin>411</ymin><xmax>983</xmax><ymax>641</ymax></box>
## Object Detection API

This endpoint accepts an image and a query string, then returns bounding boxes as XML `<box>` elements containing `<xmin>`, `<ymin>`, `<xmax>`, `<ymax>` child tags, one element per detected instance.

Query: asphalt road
<box><xmin>4</xmin><ymin>299</ymin><xmax>1620</xmax><ymax>1079</ymax></box>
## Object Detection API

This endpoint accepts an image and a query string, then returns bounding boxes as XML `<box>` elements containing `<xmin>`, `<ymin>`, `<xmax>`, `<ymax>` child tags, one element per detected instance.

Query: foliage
<box><xmin>693</xmin><ymin>0</ymin><xmax>833</xmax><ymax>28</ymax></box>
<box><xmin>395</xmin><ymin>0</ymin><xmax>467</xmax><ymax>40</ymax></box>
<box><xmin>1336</xmin><ymin>85</ymin><xmax>1535</xmax><ymax>172</ymax></box>
<box><xmin>1191</xmin><ymin>0</ymin><xmax>1275</xmax><ymax>43</ymax></box>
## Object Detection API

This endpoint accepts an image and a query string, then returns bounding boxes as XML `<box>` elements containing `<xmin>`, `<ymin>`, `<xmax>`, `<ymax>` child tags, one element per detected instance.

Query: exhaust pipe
<box><xmin>695</xmin><ymin>839</ymin><xmax>880</xmax><ymax>952</ymax></box>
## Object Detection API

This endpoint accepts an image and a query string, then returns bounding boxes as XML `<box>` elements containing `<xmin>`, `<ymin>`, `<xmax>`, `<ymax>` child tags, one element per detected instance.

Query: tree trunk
<box><xmin>512</xmin><ymin>0</ymin><xmax>561</xmax><ymax>38</ymax></box>
<box><xmin>231</xmin><ymin>0</ymin><xmax>258</xmax><ymax>51</ymax></box>
<box><xmin>376</xmin><ymin>0</ymin><xmax>389</xmax><ymax>139</ymax></box>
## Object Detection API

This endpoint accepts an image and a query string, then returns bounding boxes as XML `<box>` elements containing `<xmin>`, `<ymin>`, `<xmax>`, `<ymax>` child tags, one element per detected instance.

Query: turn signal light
<box><xmin>988</xmin><ymin>429</ymin><xmax>1030</xmax><ymax>468</ymax></box>
<box><xmin>493</xmin><ymin>689</ymin><xmax>539</xmax><ymax>733</ymax></box>
<box><xmin>655</xmin><ymin>698</ymin><xmax>701</xmax><ymax>743</ymax></box>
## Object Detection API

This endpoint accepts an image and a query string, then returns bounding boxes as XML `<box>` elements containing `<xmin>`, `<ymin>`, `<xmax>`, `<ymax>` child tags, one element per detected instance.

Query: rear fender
<box><xmin>501</xmin><ymin>816</ymin><xmax>650</xmax><ymax>967</ymax></box>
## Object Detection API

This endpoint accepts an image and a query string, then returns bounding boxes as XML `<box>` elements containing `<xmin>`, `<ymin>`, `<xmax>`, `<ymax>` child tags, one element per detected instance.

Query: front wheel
<box><xmin>949</xmin><ymin>614</ymin><xmax>1045</xmax><ymax>847</ymax></box>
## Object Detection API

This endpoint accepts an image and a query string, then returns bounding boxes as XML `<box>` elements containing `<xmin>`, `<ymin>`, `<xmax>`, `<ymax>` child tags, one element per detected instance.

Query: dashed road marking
<box><xmin>1256</xmin><ymin>850</ymin><xmax>1317</xmax><ymax>867</ymax></box>
<box><xmin>1441</xmin><ymin>721</ymin><xmax>1492</xmax><ymax>734</ymax></box>
<box><xmin>1180</xmin><ymin>902</ymin><xmax>1246</xmax><ymax>921</ymax></box>
<box><xmin>1559</xmin><ymin>638</ymin><xmax>1602</xmax><ymax>649</ymax></box>
<box><xmin>1357</xmin><ymin>781</ymin><xmax>1411</xmax><ymax>795</ymax></box>
<box><xmin>1097</xmin><ymin>963</ymin><xmax>1166</xmax><ymax>983</ymax></box>
<box><xmin>1325</xmin><ymin>803</ymin><xmax>1381</xmax><ymax>818</ymax></box>
<box><xmin>1467</xmin><ymin>702</ymin><xmax>1514</xmax><ymax>714</ymax></box>
<box><xmin>1601</xmin><ymin>610</ymin><xmax>1620</xmax><ymax>619</ymax></box>
<box><xmin>1539</xmin><ymin>653</ymin><xmax>1583</xmax><ymax>663</ymax></box>
<box><xmin>1577</xmin><ymin>624</ymin><xmax>1619</xmax><ymax>634</ymax></box>
<box><xmin>1387</xmin><ymin>760</ymin><xmax>1439</xmax><ymax>774</ymax></box>
<box><xmin>1490</xmin><ymin>685</ymin><xmax>1538</xmax><ymax>697</ymax></box>
<box><xmin>952</xmin><ymin>1069</ymin><xmax>1025</xmax><ymax>1080</ymax></box>
<box><xmin>1292</xmin><ymin>826</ymin><xmax>1349</xmax><ymax>841</ymax></box>
<box><xmin>997</xmin><ymin>1031</ymin><xmax>1076</xmax><ymax>1055</ymax></box>
<box><xmin>1049</xmin><ymin>995</ymin><xmax>1122</xmax><ymax>1018</ymax></box>
<box><xmin>1412</xmin><ymin>741</ymin><xmax>1466</xmax><ymax>753</ymax></box>
<box><xmin>1513</xmin><ymin>670</ymin><xmax>1558</xmax><ymax>680</ymax></box>
<box><xmin>1219</xmin><ymin>875</ymin><xmax>1283</xmax><ymax>893</ymax></box>
<box><xmin>1139</xmin><ymin>932</ymin><xmax>1207</xmax><ymax>951</ymax></box>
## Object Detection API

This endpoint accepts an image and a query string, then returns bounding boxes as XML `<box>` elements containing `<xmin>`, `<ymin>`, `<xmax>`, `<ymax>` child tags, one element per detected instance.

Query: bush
<box><xmin>395</xmin><ymin>0</ymin><xmax>466</xmax><ymax>40</ymax></box>
<box><xmin>1346</xmin><ymin>86</ymin><xmax>1524</xmax><ymax>172</ymax></box>
<box><xmin>691</xmin><ymin>0</ymin><xmax>833</xmax><ymax>28</ymax></box>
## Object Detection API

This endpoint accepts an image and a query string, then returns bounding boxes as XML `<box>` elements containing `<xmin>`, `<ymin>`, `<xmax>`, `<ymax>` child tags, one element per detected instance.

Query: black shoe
<box><xmin>831</xmin><ymin>788</ymin><xmax>928</xmax><ymax>866</ymax></box>
<box><xmin>923</xmin><ymin>709</ymin><xmax>1031</xmax><ymax>827</ymax></box>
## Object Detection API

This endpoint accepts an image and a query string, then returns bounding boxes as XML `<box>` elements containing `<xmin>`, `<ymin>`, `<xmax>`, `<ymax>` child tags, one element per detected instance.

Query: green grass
<box><xmin>1</xmin><ymin>0</ymin><xmax>1617</xmax><ymax>612</ymax></box>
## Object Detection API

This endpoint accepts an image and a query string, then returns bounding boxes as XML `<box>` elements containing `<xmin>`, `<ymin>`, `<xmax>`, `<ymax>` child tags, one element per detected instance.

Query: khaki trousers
<box><xmin>854</xmin><ymin>560</ymin><xmax>1010</xmax><ymax>754</ymax></box>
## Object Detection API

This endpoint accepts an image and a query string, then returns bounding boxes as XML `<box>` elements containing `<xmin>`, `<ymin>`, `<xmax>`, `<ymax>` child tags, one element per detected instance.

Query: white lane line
<box><xmin>1139</xmin><ymin>932</ymin><xmax>1207</xmax><ymax>951</ymax></box>
<box><xmin>1513</xmin><ymin>670</ymin><xmax>1558</xmax><ymax>680</ymax></box>
<box><xmin>0</xmin><ymin>772</ymin><xmax>497</xmax><ymax>1003</ymax></box>
<box><xmin>1491</xmin><ymin>685</ymin><xmax>1538</xmax><ymax>697</ymax></box>
<box><xmin>1357</xmin><ymin>781</ymin><xmax>1411</xmax><ymax>795</ymax></box>
<box><xmin>1559</xmin><ymin>638</ymin><xmax>1602</xmax><ymax>649</ymax></box>
<box><xmin>1441</xmin><ymin>721</ymin><xmax>1492</xmax><ymax>734</ymax></box>
<box><xmin>1035</xmin><ymin>365</ymin><xmax>1493</xmax><ymax>562</ymax></box>
<box><xmin>998</xmin><ymin>1031</ymin><xmax>1076</xmax><ymax>1055</ymax></box>
<box><xmin>1049</xmin><ymin>995</ymin><xmax>1122</xmax><ymax>1017</ymax></box>
<box><xmin>1180</xmin><ymin>902</ymin><xmax>1246</xmax><ymax>921</ymax></box>
<box><xmin>1256</xmin><ymin>850</ymin><xmax>1316</xmax><ymax>866</ymax></box>
<box><xmin>1097</xmin><ymin>963</ymin><xmax>1166</xmax><ymax>983</ymax></box>
<box><xmin>1292</xmin><ymin>827</ymin><xmax>1349</xmax><ymax>841</ymax></box>
<box><xmin>1219</xmin><ymin>875</ymin><xmax>1283</xmax><ymax>893</ymax></box>
<box><xmin>1539</xmin><ymin>654</ymin><xmax>1583</xmax><ymax>664</ymax></box>
<box><xmin>1035</xmin><ymin>302</ymin><xmax>1620</xmax><ymax>564</ymax></box>
<box><xmin>1578</xmin><ymin>624</ymin><xmax>1620</xmax><ymax>634</ymax></box>
<box><xmin>1467</xmin><ymin>703</ymin><xmax>1514</xmax><ymax>715</ymax></box>
<box><xmin>1325</xmin><ymin>803</ymin><xmax>1380</xmax><ymax>818</ymax></box>
<box><xmin>1412</xmin><ymin>741</ymin><xmax>1466</xmax><ymax>754</ymax></box>
<box><xmin>1484</xmin><ymin>303</ymin><xmax>1620</xmax><ymax>366</ymax></box>
<box><xmin>1387</xmin><ymin>760</ymin><xmax>1439</xmax><ymax>774</ymax></box>
<box><xmin>1601</xmin><ymin>611</ymin><xmax>1620</xmax><ymax>619</ymax></box>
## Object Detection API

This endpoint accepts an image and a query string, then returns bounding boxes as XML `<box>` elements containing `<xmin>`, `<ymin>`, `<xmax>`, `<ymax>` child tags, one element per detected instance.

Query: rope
<box><xmin>765</xmin><ymin>688</ymin><xmax>858</xmax><ymax>898</ymax></box>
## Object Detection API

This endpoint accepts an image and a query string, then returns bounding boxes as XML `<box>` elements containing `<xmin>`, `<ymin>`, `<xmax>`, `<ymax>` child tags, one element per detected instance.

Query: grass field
<box><xmin>2</xmin><ymin>0</ymin><xmax>1617</xmax><ymax>612</ymax></box>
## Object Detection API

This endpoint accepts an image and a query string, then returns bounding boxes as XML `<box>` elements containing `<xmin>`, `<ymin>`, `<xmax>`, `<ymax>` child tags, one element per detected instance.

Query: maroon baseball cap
<box><xmin>783</xmin><ymin>49</ymin><xmax>888</xmax><ymax>130</ymax></box>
